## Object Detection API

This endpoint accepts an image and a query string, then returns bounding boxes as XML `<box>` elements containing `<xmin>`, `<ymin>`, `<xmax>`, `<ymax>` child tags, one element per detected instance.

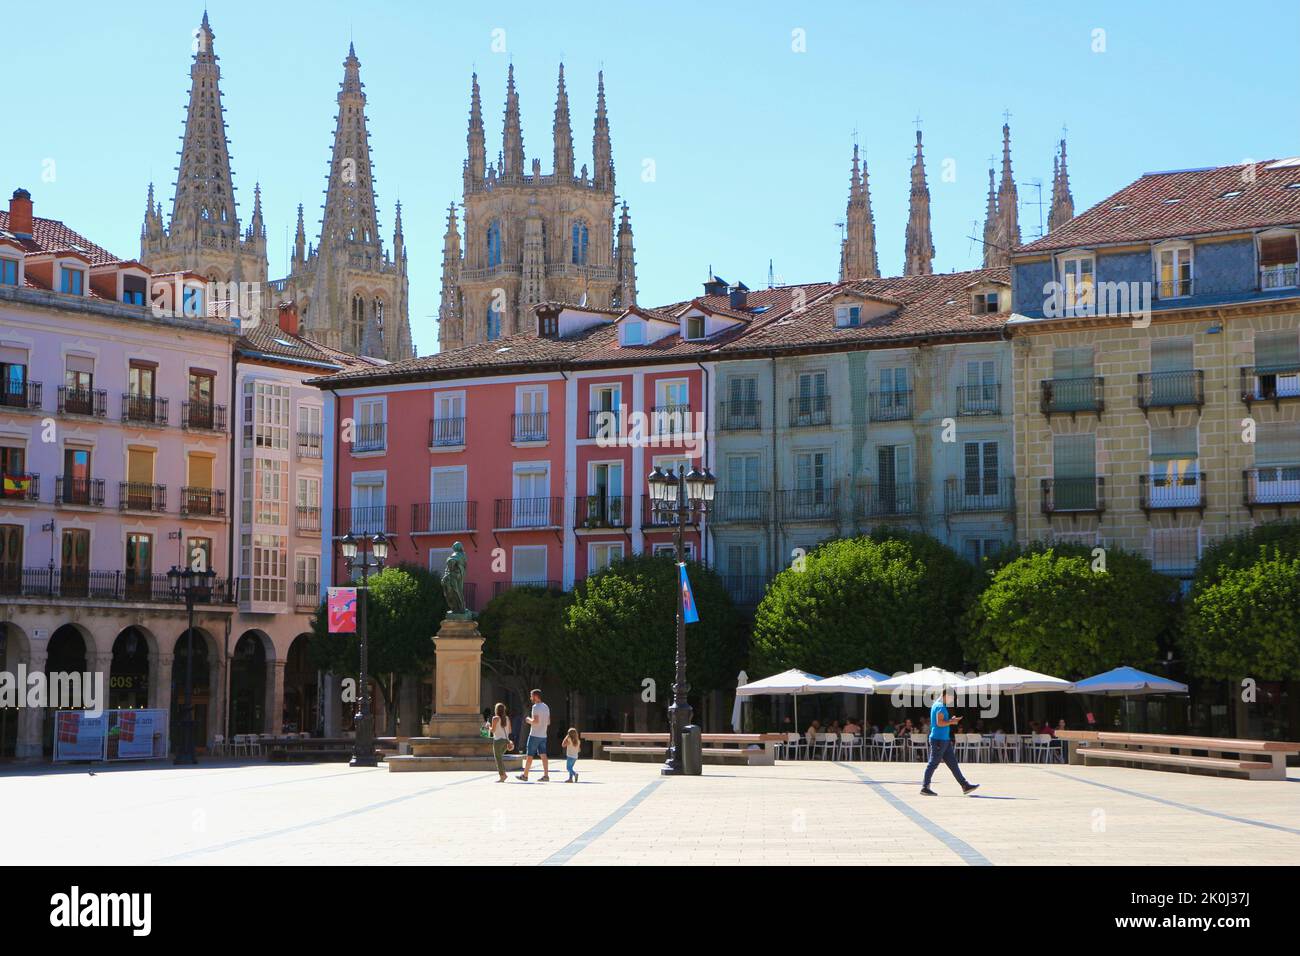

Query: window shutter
<box><xmin>65</xmin><ymin>354</ymin><xmax>95</xmax><ymax>374</ymax></box>
<box><xmin>1151</xmin><ymin>338</ymin><xmax>1193</xmax><ymax>373</ymax></box>
<box><xmin>432</xmin><ymin>468</ymin><xmax>466</xmax><ymax>502</ymax></box>
<box><xmin>1053</xmin><ymin>347</ymin><xmax>1093</xmax><ymax>379</ymax></box>
<box><xmin>1150</xmin><ymin>426</ymin><xmax>1198</xmax><ymax>460</ymax></box>
<box><xmin>1259</xmin><ymin>234</ymin><xmax>1298</xmax><ymax>266</ymax></box>
<box><xmin>127</xmin><ymin>448</ymin><xmax>154</xmax><ymax>485</ymax></box>
<box><xmin>1255</xmin><ymin>422</ymin><xmax>1300</xmax><ymax>466</ymax></box>
<box><xmin>1255</xmin><ymin>331</ymin><xmax>1300</xmax><ymax>372</ymax></box>
<box><xmin>513</xmin><ymin>547</ymin><xmax>547</xmax><ymax>582</ymax></box>
<box><xmin>188</xmin><ymin>454</ymin><xmax>213</xmax><ymax>488</ymax></box>
<box><xmin>1053</xmin><ymin>434</ymin><xmax>1096</xmax><ymax>478</ymax></box>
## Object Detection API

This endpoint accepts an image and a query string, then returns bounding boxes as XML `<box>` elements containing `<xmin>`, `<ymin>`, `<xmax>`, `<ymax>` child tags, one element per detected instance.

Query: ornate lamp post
<box><xmin>167</xmin><ymin>562</ymin><xmax>217</xmax><ymax>765</ymax></box>
<box><xmin>339</xmin><ymin>532</ymin><xmax>389</xmax><ymax>767</ymax></box>
<box><xmin>647</xmin><ymin>463</ymin><xmax>716</xmax><ymax>775</ymax></box>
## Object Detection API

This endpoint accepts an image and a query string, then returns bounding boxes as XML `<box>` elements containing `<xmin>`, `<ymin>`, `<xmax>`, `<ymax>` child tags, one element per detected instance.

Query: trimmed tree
<box><xmin>478</xmin><ymin>584</ymin><xmax>570</xmax><ymax>706</ymax></box>
<box><xmin>558</xmin><ymin>553</ymin><xmax>745</xmax><ymax>698</ymax></box>
<box><xmin>309</xmin><ymin>564</ymin><xmax>445</xmax><ymax>732</ymax></box>
<box><xmin>964</xmin><ymin>544</ymin><xmax>1176</xmax><ymax>675</ymax></box>
<box><xmin>751</xmin><ymin>531</ymin><xmax>977</xmax><ymax>677</ymax></box>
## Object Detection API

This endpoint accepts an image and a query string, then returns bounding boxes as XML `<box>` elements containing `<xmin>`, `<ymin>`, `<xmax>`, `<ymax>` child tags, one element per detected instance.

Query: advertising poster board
<box><xmin>53</xmin><ymin>711</ymin><xmax>108</xmax><ymax>761</ymax></box>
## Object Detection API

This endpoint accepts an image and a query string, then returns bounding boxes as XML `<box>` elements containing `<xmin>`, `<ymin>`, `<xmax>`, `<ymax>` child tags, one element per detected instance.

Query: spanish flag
<box><xmin>2</xmin><ymin>475</ymin><xmax>30</xmax><ymax>496</ymax></box>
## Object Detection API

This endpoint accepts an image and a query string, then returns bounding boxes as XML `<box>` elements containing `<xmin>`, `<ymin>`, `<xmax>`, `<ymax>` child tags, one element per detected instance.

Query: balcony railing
<box><xmin>1155</xmin><ymin>276</ymin><xmax>1194</xmax><ymax>299</ymax></box>
<box><xmin>6</xmin><ymin>567</ymin><xmax>238</xmax><ymax>605</ymax></box>
<box><xmin>512</xmin><ymin>412</ymin><xmax>549</xmax><ymax>443</ymax></box>
<box><xmin>294</xmin><ymin>579</ymin><xmax>320</xmax><ymax>611</ymax></box>
<box><xmin>1243</xmin><ymin>466</ymin><xmax>1300</xmax><ymax>511</ymax></box>
<box><xmin>57</xmin><ymin>386</ymin><xmax>107</xmax><ymax>417</ymax></box>
<box><xmin>334</xmin><ymin>505</ymin><xmax>398</xmax><ymax>536</ymax></box>
<box><xmin>574</xmin><ymin>495</ymin><xmax>630</xmax><ymax>529</ymax></box>
<box><xmin>722</xmin><ymin>574</ymin><xmax>768</xmax><ymax>608</ymax></box>
<box><xmin>119</xmin><ymin>481</ymin><xmax>166</xmax><ymax>513</ymax></box>
<box><xmin>868</xmin><ymin>389</ymin><xmax>914</xmax><ymax>422</ymax></box>
<box><xmin>641</xmin><ymin>495</ymin><xmax>701</xmax><ymax>529</ymax></box>
<box><xmin>955</xmin><ymin>384</ymin><xmax>1001</xmax><ymax>417</ymax></box>
<box><xmin>1261</xmin><ymin>263</ymin><xmax>1299</xmax><ymax>290</ymax></box>
<box><xmin>1137</xmin><ymin>370</ymin><xmax>1205</xmax><ymax>412</ymax></box>
<box><xmin>944</xmin><ymin>477</ymin><xmax>1014</xmax><ymax>515</ymax></box>
<box><xmin>1040</xmin><ymin>477</ymin><xmax>1106</xmax><ymax>515</ymax></box>
<box><xmin>56</xmin><ymin>476</ymin><xmax>105</xmax><ymax>508</ymax></box>
<box><xmin>180</xmin><ymin>486</ymin><xmax>225</xmax><ymax>517</ymax></box>
<box><xmin>182</xmin><ymin>401</ymin><xmax>226</xmax><ymax>432</ymax></box>
<box><xmin>586</xmin><ymin>408</ymin><xmax>621</xmax><ymax>441</ymax></box>
<box><xmin>122</xmin><ymin>392</ymin><xmax>167</xmax><ymax>425</ymax></box>
<box><xmin>711</xmin><ymin>490</ymin><xmax>770</xmax><ymax>524</ymax></box>
<box><xmin>294</xmin><ymin>433</ymin><xmax>323</xmax><ymax>459</ymax></box>
<box><xmin>1040</xmin><ymin>377</ymin><xmax>1104</xmax><ymax>417</ymax></box>
<box><xmin>778</xmin><ymin>487</ymin><xmax>839</xmax><ymax>522</ymax></box>
<box><xmin>719</xmin><ymin>400</ymin><xmax>761</xmax><ymax>431</ymax></box>
<box><xmin>859</xmin><ymin>481</ymin><xmax>925</xmax><ymax>518</ymax></box>
<box><xmin>493</xmin><ymin>496</ymin><xmax>563</xmax><ymax>530</ymax></box>
<box><xmin>493</xmin><ymin>579</ymin><xmax>561</xmax><ymax>597</ymax></box>
<box><xmin>352</xmin><ymin>422</ymin><xmax>386</xmax><ymax>453</ymax></box>
<box><xmin>650</xmin><ymin>404</ymin><xmax>692</xmax><ymax>437</ymax></box>
<box><xmin>411</xmin><ymin>500</ymin><xmax>477</xmax><ymax>534</ymax></box>
<box><xmin>429</xmin><ymin>417</ymin><xmax>465</xmax><ymax>448</ymax></box>
<box><xmin>296</xmin><ymin>505</ymin><xmax>322</xmax><ymax>533</ymax></box>
<box><xmin>1139</xmin><ymin>472</ymin><xmax>1206</xmax><ymax>513</ymax></box>
<box><xmin>1</xmin><ymin>472</ymin><xmax>39</xmax><ymax>502</ymax></box>
<box><xmin>0</xmin><ymin>380</ymin><xmax>42</xmax><ymax>410</ymax></box>
<box><xmin>1240</xmin><ymin>365</ymin><xmax>1300</xmax><ymax>407</ymax></box>
<box><xmin>788</xmin><ymin>395</ymin><xmax>831</xmax><ymax>428</ymax></box>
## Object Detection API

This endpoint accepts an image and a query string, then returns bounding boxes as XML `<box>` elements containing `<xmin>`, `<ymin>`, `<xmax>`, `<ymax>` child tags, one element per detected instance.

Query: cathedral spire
<box><xmin>1048</xmin><ymin>136</ymin><xmax>1075</xmax><ymax>232</ymax></box>
<box><xmin>615</xmin><ymin>201</ymin><xmax>637</xmax><ymax>308</ymax></box>
<box><xmin>319</xmin><ymin>43</ymin><xmax>380</xmax><ymax>252</ymax></box>
<box><xmin>248</xmin><ymin>182</ymin><xmax>265</xmax><ymax>240</ymax></box>
<box><xmin>393</xmin><ymin>200</ymin><xmax>405</xmax><ymax>267</ymax></box>
<box><xmin>982</xmin><ymin>165</ymin><xmax>1002</xmax><ymax>268</ymax></box>
<box><xmin>593</xmin><ymin>70</ymin><xmax>613</xmax><ymax>191</ymax></box>
<box><xmin>438</xmin><ymin>202</ymin><xmax>464</xmax><ymax>352</ymax></box>
<box><xmin>840</xmin><ymin>142</ymin><xmax>879</xmax><ymax>281</ymax></box>
<box><xmin>996</xmin><ymin>121</ymin><xmax>1020</xmax><ymax>257</ymax></box>
<box><xmin>294</xmin><ymin>202</ymin><xmax>306</xmax><ymax>264</ymax></box>
<box><xmin>553</xmin><ymin>63</ymin><xmax>574</xmax><ymax>180</ymax></box>
<box><xmin>903</xmin><ymin>130</ymin><xmax>934</xmax><ymax>276</ymax></box>
<box><xmin>503</xmin><ymin>64</ymin><xmax>525</xmax><ymax>180</ymax></box>
<box><xmin>466</xmin><ymin>72</ymin><xmax>485</xmax><ymax>189</ymax></box>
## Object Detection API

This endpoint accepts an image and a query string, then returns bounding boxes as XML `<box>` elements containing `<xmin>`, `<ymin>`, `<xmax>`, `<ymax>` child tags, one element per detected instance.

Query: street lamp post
<box><xmin>647</xmin><ymin>464</ymin><xmax>715</xmax><ymax>776</ymax></box>
<box><xmin>339</xmin><ymin>532</ymin><xmax>389</xmax><ymax>767</ymax></box>
<box><xmin>168</xmin><ymin>563</ymin><xmax>217</xmax><ymax>765</ymax></box>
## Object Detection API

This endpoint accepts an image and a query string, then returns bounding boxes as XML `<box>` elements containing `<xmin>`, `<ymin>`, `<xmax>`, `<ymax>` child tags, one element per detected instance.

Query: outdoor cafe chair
<box><xmin>869</xmin><ymin>733</ymin><xmax>893</xmax><ymax>761</ymax></box>
<box><xmin>1028</xmin><ymin>734</ymin><xmax>1054</xmax><ymax>763</ymax></box>
<box><xmin>909</xmin><ymin>733</ymin><xmax>929</xmax><ymax>762</ymax></box>
<box><xmin>838</xmin><ymin>734</ymin><xmax>863</xmax><ymax>761</ymax></box>
<box><xmin>992</xmin><ymin>734</ymin><xmax>1016</xmax><ymax>763</ymax></box>
<box><xmin>814</xmin><ymin>732</ymin><xmax>838</xmax><ymax>759</ymax></box>
<box><xmin>778</xmin><ymin>733</ymin><xmax>803</xmax><ymax>760</ymax></box>
<box><xmin>211</xmin><ymin>733</ymin><xmax>226</xmax><ymax>757</ymax></box>
<box><xmin>956</xmin><ymin>733</ymin><xmax>978</xmax><ymax>762</ymax></box>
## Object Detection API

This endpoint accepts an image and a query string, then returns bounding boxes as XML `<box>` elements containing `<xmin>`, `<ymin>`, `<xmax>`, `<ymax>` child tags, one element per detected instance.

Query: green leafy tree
<box><xmin>479</xmin><ymin>585</ymin><xmax>570</xmax><ymax>706</ymax></box>
<box><xmin>559</xmin><ymin>553</ymin><xmax>745</xmax><ymax>697</ymax></box>
<box><xmin>751</xmin><ymin>532</ymin><xmax>976</xmax><ymax>676</ymax></box>
<box><xmin>964</xmin><ymin>545</ymin><xmax>1175</xmax><ymax>675</ymax></box>
<box><xmin>1191</xmin><ymin>520</ymin><xmax>1300</xmax><ymax>595</ymax></box>
<box><xmin>1185</xmin><ymin>544</ymin><xmax>1300</xmax><ymax>681</ymax></box>
<box><xmin>309</xmin><ymin>564</ymin><xmax>445</xmax><ymax>732</ymax></box>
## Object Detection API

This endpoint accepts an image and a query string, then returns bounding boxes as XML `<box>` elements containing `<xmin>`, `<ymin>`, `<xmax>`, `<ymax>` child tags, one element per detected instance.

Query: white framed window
<box><xmin>297</xmin><ymin>403</ymin><xmax>322</xmax><ymax>447</ymax></box>
<box><xmin>962</xmin><ymin>441</ymin><xmax>1000</xmax><ymax>498</ymax></box>
<box><xmin>1258</xmin><ymin>230</ymin><xmax>1299</xmax><ymax>290</ymax></box>
<box><xmin>250</xmin><ymin>458</ymin><xmax>287</xmax><ymax>525</ymax></box>
<box><xmin>246</xmin><ymin>533</ymin><xmax>287</xmax><ymax>604</ymax></box>
<box><xmin>652</xmin><ymin>540</ymin><xmax>696</xmax><ymax>560</ymax></box>
<box><xmin>428</xmin><ymin>466</ymin><xmax>469</xmax><ymax>532</ymax></box>
<box><xmin>684</xmin><ymin>314</ymin><xmax>705</xmax><ymax>340</ymax></box>
<box><xmin>433</xmin><ymin>391</ymin><xmax>466</xmax><ymax>446</ymax></box>
<box><xmin>622</xmin><ymin>320</ymin><xmax>644</xmax><ymax>346</ymax></box>
<box><xmin>835</xmin><ymin>304</ymin><xmax>862</xmax><ymax>327</ymax></box>
<box><xmin>512</xmin><ymin>545</ymin><xmax>548</xmax><ymax>585</ymax></box>
<box><xmin>1155</xmin><ymin>242</ymin><xmax>1194</xmax><ymax>298</ymax></box>
<box><xmin>512</xmin><ymin>462</ymin><xmax>550</xmax><ymax>527</ymax></box>
<box><xmin>243</xmin><ymin>382</ymin><xmax>290</xmax><ymax>450</ymax></box>
<box><xmin>588</xmin><ymin>541</ymin><xmax>624</xmax><ymax>574</ymax></box>
<box><xmin>294</xmin><ymin>553</ymin><xmax>320</xmax><ymax>592</ymax></box>
<box><xmin>354</xmin><ymin>397</ymin><xmax>386</xmax><ymax>452</ymax></box>
<box><xmin>296</xmin><ymin>476</ymin><xmax>320</xmax><ymax>508</ymax></box>
<box><xmin>1059</xmin><ymin>253</ymin><xmax>1095</xmax><ymax>309</ymax></box>
<box><xmin>350</xmin><ymin>473</ymin><xmax>387</xmax><ymax>535</ymax></box>
<box><xmin>971</xmin><ymin>291</ymin><xmax>1000</xmax><ymax>314</ymax></box>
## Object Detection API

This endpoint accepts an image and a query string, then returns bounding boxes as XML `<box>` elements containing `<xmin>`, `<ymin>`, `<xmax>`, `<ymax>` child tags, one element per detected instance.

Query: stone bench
<box><xmin>1058</xmin><ymin>730</ymin><xmax>1299</xmax><ymax>781</ymax></box>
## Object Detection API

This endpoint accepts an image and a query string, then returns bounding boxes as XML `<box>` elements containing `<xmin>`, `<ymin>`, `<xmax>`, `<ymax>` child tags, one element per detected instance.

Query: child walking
<box><xmin>563</xmin><ymin>728</ymin><xmax>582</xmax><ymax>782</ymax></box>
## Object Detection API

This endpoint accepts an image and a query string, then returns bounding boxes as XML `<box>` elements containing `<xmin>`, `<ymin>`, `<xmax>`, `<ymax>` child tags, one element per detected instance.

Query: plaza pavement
<box><xmin>2</xmin><ymin>757</ymin><xmax>1297</xmax><ymax>865</ymax></box>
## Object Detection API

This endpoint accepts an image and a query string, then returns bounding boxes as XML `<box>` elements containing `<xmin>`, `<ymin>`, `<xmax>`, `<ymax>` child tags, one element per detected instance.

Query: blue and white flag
<box><xmin>679</xmin><ymin>563</ymin><xmax>700</xmax><ymax>624</ymax></box>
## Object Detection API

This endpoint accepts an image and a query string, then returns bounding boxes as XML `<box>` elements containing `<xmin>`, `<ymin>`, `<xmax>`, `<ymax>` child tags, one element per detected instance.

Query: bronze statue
<box><xmin>441</xmin><ymin>541</ymin><xmax>471</xmax><ymax>618</ymax></box>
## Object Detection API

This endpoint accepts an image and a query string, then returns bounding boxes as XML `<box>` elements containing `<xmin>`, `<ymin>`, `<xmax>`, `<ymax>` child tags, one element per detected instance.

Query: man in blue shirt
<box><xmin>921</xmin><ymin>687</ymin><xmax>979</xmax><ymax>796</ymax></box>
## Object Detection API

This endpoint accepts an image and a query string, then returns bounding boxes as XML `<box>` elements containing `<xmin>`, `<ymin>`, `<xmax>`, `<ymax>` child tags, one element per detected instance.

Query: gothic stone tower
<box><xmin>141</xmin><ymin>13</ymin><xmax>268</xmax><ymax>289</ymax></box>
<box><xmin>438</xmin><ymin>65</ymin><xmax>635</xmax><ymax>351</ymax></box>
<box><xmin>273</xmin><ymin>44</ymin><xmax>413</xmax><ymax>361</ymax></box>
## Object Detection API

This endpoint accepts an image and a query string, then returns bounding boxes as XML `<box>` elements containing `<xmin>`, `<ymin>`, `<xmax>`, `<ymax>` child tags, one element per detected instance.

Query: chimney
<box><xmin>703</xmin><ymin>273</ymin><xmax>728</xmax><ymax>297</ymax></box>
<box><xmin>8</xmin><ymin>189</ymin><xmax>33</xmax><ymax>236</ymax></box>
<box><xmin>277</xmin><ymin>300</ymin><xmax>300</xmax><ymax>336</ymax></box>
<box><xmin>729</xmin><ymin>281</ymin><xmax>749</xmax><ymax>310</ymax></box>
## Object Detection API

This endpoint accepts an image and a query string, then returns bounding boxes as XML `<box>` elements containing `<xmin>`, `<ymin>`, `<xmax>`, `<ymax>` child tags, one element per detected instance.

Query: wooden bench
<box><xmin>1058</xmin><ymin>730</ymin><xmax>1299</xmax><ymax>781</ymax></box>
<box><xmin>583</xmin><ymin>733</ymin><xmax>784</xmax><ymax>767</ymax></box>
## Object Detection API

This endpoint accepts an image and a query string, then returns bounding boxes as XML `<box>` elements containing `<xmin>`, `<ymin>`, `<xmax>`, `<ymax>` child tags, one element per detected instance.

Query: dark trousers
<box><xmin>923</xmin><ymin>738</ymin><xmax>970</xmax><ymax>789</ymax></box>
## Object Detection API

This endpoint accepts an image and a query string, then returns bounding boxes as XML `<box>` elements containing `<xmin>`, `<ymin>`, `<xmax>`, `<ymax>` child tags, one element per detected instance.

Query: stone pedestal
<box><xmin>386</xmin><ymin>616</ymin><xmax>521</xmax><ymax>773</ymax></box>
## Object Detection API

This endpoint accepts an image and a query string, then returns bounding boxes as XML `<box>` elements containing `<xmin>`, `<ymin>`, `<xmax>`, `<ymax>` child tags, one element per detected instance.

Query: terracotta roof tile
<box><xmin>0</xmin><ymin>211</ymin><xmax>121</xmax><ymax>265</ymax></box>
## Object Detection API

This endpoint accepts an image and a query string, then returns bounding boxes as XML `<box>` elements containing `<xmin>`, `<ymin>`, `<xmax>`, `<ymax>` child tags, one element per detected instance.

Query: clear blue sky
<box><xmin>4</xmin><ymin>0</ymin><xmax>1297</xmax><ymax>355</ymax></box>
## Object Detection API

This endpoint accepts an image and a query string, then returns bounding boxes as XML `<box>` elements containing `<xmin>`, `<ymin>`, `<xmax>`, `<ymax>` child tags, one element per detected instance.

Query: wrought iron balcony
<box><xmin>1243</xmin><ymin>467</ymin><xmax>1300</xmax><ymax>512</ymax></box>
<box><xmin>8</xmin><ymin>567</ymin><xmax>238</xmax><ymax>605</ymax></box>
<box><xmin>492</xmin><ymin>579</ymin><xmax>560</xmax><ymax>597</ymax></box>
<box><xmin>429</xmin><ymin>416</ymin><xmax>465</xmax><ymax>447</ymax></box>
<box><xmin>574</xmin><ymin>495</ymin><xmax>630</xmax><ymax>529</ymax></box>
<box><xmin>411</xmin><ymin>500</ymin><xmax>477</xmax><ymax>534</ymax></box>
<box><xmin>1040</xmin><ymin>377</ymin><xmax>1104</xmax><ymax>418</ymax></box>
<box><xmin>585</xmin><ymin>408</ymin><xmax>621</xmax><ymax>441</ymax></box>
<box><xmin>722</xmin><ymin>574</ymin><xmax>768</xmax><ymax>608</ymax></box>
<box><xmin>1139</xmin><ymin>472</ymin><xmax>1205</xmax><ymax>514</ymax></box>
<box><xmin>868</xmin><ymin>389</ymin><xmax>914</xmax><ymax>422</ymax></box>
<box><xmin>859</xmin><ymin>481</ymin><xmax>925</xmax><ymax>518</ymax></box>
<box><xmin>955</xmin><ymin>384</ymin><xmax>1001</xmax><ymax>417</ymax></box>
<box><xmin>352</xmin><ymin>422</ymin><xmax>386</xmax><ymax>453</ymax></box>
<box><xmin>493</xmin><ymin>496</ymin><xmax>562</xmax><ymax>530</ymax></box>
<box><xmin>55</xmin><ymin>475</ymin><xmax>105</xmax><ymax>508</ymax></box>
<box><xmin>944</xmin><ymin>477</ymin><xmax>1014</xmax><ymax>515</ymax></box>
<box><xmin>1040</xmin><ymin>477</ymin><xmax>1106</xmax><ymax>515</ymax></box>
<box><xmin>788</xmin><ymin>395</ymin><xmax>831</xmax><ymax>428</ymax></box>
<box><xmin>57</xmin><ymin>386</ymin><xmax>107</xmax><ymax>417</ymax></box>
<box><xmin>294</xmin><ymin>579</ymin><xmax>320</xmax><ymax>611</ymax></box>
<box><xmin>122</xmin><ymin>392</ymin><xmax>167</xmax><ymax>425</ymax></box>
<box><xmin>719</xmin><ymin>400</ymin><xmax>761</xmax><ymax>431</ymax></box>
<box><xmin>1260</xmin><ymin>263</ymin><xmax>1299</xmax><ymax>290</ymax></box>
<box><xmin>296</xmin><ymin>505</ymin><xmax>322</xmax><ymax>534</ymax></box>
<box><xmin>296</xmin><ymin>432</ymin><xmax>324</xmax><ymax>459</ymax></box>
<box><xmin>180</xmin><ymin>486</ymin><xmax>225</xmax><ymax>517</ymax></box>
<box><xmin>1155</xmin><ymin>276</ymin><xmax>1194</xmax><ymax>299</ymax></box>
<box><xmin>778</xmin><ymin>487</ymin><xmax>840</xmax><ymax>522</ymax></box>
<box><xmin>511</xmin><ymin>412</ymin><xmax>548</xmax><ymax>443</ymax></box>
<box><xmin>0</xmin><ymin>471</ymin><xmax>38</xmax><ymax>502</ymax></box>
<box><xmin>650</xmin><ymin>404</ymin><xmax>692</xmax><ymax>437</ymax></box>
<box><xmin>334</xmin><ymin>505</ymin><xmax>398</xmax><ymax>536</ymax></box>
<box><xmin>0</xmin><ymin>379</ymin><xmax>42</xmax><ymax>410</ymax></box>
<box><xmin>1138</xmin><ymin>370</ymin><xmax>1204</xmax><ymax>413</ymax></box>
<box><xmin>1240</xmin><ymin>365</ymin><xmax>1300</xmax><ymax>408</ymax></box>
<box><xmin>119</xmin><ymin>481</ymin><xmax>167</xmax><ymax>513</ymax></box>
<box><xmin>182</xmin><ymin>401</ymin><xmax>227</xmax><ymax>432</ymax></box>
<box><xmin>710</xmin><ymin>490</ymin><xmax>770</xmax><ymax>524</ymax></box>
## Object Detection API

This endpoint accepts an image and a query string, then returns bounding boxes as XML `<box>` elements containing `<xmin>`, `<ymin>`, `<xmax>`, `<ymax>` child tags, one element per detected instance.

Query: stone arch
<box><xmin>283</xmin><ymin>633</ymin><xmax>318</xmax><ymax>736</ymax></box>
<box><xmin>108</xmin><ymin>625</ymin><xmax>155</xmax><ymax>710</ymax></box>
<box><xmin>0</xmin><ymin>622</ymin><xmax>31</xmax><ymax>759</ymax></box>
<box><xmin>229</xmin><ymin>629</ymin><xmax>271</xmax><ymax>735</ymax></box>
<box><xmin>42</xmin><ymin>623</ymin><xmax>91</xmax><ymax>757</ymax></box>
<box><xmin>171</xmin><ymin>626</ymin><xmax>218</xmax><ymax>752</ymax></box>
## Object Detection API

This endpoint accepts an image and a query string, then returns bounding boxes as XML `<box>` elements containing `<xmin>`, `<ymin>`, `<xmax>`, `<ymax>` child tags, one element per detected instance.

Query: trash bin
<box><xmin>682</xmin><ymin>724</ymin><xmax>703</xmax><ymax>776</ymax></box>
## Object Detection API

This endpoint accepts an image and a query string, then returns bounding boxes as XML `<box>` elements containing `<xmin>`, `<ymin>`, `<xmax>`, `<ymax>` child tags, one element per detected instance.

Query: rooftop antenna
<box><xmin>1021</xmin><ymin>177</ymin><xmax>1045</xmax><ymax>239</ymax></box>
<box><xmin>768</xmin><ymin>259</ymin><xmax>775</xmax><ymax>288</ymax></box>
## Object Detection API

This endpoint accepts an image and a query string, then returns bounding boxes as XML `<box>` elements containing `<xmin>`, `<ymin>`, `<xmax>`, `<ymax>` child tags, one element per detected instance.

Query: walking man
<box><xmin>517</xmin><ymin>688</ymin><xmax>551</xmax><ymax>782</ymax></box>
<box><xmin>920</xmin><ymin>686</ymin><xmax>979</xmax><ymax>796</ymax></box>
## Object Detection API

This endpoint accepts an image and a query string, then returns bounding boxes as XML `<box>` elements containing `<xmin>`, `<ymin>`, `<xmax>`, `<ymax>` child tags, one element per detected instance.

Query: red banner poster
<box><xmin>328</xmin><ymin>587</ymin><xmax>358</xmax><ymax>633</ymax></box>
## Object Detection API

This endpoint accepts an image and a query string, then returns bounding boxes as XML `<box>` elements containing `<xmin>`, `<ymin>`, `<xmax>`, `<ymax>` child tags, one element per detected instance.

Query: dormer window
<box><xmin>60</xmin><ymin>266</ymin><xmax>84</xmax><ymax>295</ymax></box>
<box><xmin>537</xmin><ymin>313</ymin><xmax>559</xmax><ymax>338</ymax></box>
<box><xmin>622</xmin><ymin>320</ymin><xmax>644</xmax><ymax>346</ymax></box>
<box><xmin>122</xmin><ymin>275</ymin><xmax>147</xmax><ymax>306</ymax></box>
<box><xmin>1259</xmin><ymin>231</ymin><xmax>1299</xmax><ymax>290</ymax></box>
<box><xmin>1059</xmin><ymin>254</ymin><xmax>1094</xmax><ymax>310</ymax></box>
<box><xmin>972</xmin><ymin>292</ymin><xmax>1000</xmax><ymax>314</ymax></box>
<box><xmin>182</xmin><ymin>285</ymin><xmax>205</xmax><ymax>316</ymax></box>
<box><xmin>684</xmin><ymin>315</ymin><xmax>705</xmax><ymax>340</ymax></box>
<box><xmin>0</xmin><ymin>258</ymin><xmax>17</xmax><ymax>286</ymax></box>
<box><xmin>835</xmin><ymin>305</ymin><xmax>862</xmax><ymax>327</ymax></box>
<box><xmin>1155</xmin><ymin>242</ymin><xmax>1193</xmax><ymax>299</ymax></box>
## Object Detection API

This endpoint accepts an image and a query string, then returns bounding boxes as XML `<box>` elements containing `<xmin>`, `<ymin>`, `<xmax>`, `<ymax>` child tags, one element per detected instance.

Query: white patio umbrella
<box><xmin>730</xmin><ymin>670</ymin><xmax>748</xmax><ymax>732</ymax></box>
<box><xmin>956</xmin><ymin>665</ymin><xmax>1074</xmax><ymax>734</ymax></box>
<box><xmin>872</xmin><ymin>667</ymin><xmax>966</xmax><ymax>701</ymax></box>
<box><xmin>1067</xmin><ymin>666</ymin><xmax>1188</xmax><ymax>730</ymax></box>
<box><xmin>735</xmin><ymin>668</ymin><xmax>823</xmax><ymax>728</ymax></box>
<box><xmin>811</xmin><ymin>667</ymin><xmax>889</xmax><ymax>731</ymax></box>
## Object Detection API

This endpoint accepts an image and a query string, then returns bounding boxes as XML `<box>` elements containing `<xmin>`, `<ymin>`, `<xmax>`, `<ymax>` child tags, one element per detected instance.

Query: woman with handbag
<box><xmin>489</xmin><ymin>702</ymin><xmax>513</xmax><ymax>782</ymax></box>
